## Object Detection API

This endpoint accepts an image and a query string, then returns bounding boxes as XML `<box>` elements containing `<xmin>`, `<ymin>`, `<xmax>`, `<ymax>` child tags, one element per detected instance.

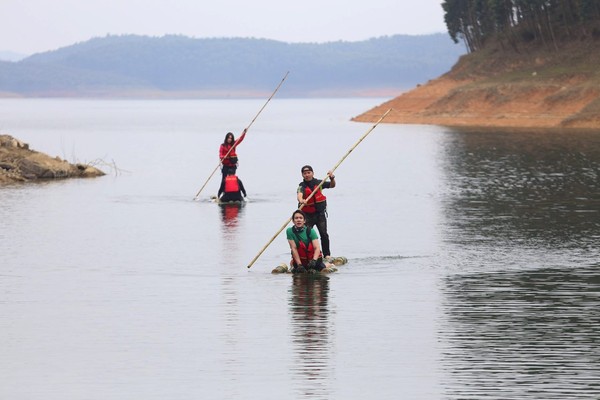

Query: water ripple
<box><xmin>438</xmin><ymin>266</ymin><xmax>600</xmax><ymax>399</ymax></box>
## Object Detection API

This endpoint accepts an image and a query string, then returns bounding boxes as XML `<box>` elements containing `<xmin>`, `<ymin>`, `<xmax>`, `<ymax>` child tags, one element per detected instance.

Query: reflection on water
<box><xmin>289</xmin><ymin>274</ymin><xmax>332</xmax><ymax>399</ymax></box>
<box><xmin>219</xmin><ymin>203</ymin><xmax>246</xmax><ymax>256</ymax></box>
<box><xmin>219</xmin><ymin>202</ymin><xmax>245</xmax><ymax>230</ymax></box>
<box><xmin>437</xmin><ymin>129</ymin><xmax>600</xmax><ymax>398</ymax></box>
<box><xmin>439</xmin><ymin>264</ymin><xmax>600</xmax><ymax>399</ymax></box>
<box><xmin>440</xmin><ymin>129</ymin><xmax>600</xmax><ymax>265</ymax></box>
<box><xmin>3</xmin><ymin>99</ymin><xmax>600</xmax><ymax>399</ymax></box>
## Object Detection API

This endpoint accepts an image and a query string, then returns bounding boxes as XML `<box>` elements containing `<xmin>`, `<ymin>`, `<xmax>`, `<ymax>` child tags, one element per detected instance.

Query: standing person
<box><xmin>218</xmin><ymin>172</ymin><xmax>247</xmax><ymax>203</ymax></box>
<box><xmin>219</xmin><ymin>128</ymin><xmax>247</xmax><ymax>179</ymax></box>
<box><xmin>286</xmin><ymin>209</ymin><xmax>327</xmax><ymax>273</ymax></box>
<box><xmin>296</xmin><ymin>165</ymin><xmax>336</xmax><ymax>259</ymax></box>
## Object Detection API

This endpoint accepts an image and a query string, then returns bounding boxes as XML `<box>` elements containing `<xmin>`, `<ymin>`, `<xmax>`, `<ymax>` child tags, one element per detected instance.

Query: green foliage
<box><xmin>442</xmin><ymin>0</ymin><xmax>600</xmax><ymax>52</ymax></box>
<box><xmin>0</xmin><ymin>34</ymin><xmax>465</xmax><ymax>96</ymax></box>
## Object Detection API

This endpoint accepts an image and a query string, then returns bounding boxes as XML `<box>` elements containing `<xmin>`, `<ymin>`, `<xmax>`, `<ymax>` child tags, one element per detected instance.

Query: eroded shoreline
<box><xmin>0</xmin><ymin>135</ymin><xmax>105</xmax><ymax>184</ymax></box>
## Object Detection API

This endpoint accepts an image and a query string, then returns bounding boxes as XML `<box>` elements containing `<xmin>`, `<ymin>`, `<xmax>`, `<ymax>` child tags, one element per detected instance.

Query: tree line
<box><xmin>442</xmin><ymin>0</ymin><xmax>600</xmax><ymax>52</ymax></box>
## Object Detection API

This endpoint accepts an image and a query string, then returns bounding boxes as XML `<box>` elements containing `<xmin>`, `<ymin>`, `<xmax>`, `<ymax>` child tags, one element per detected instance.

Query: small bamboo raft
<box><xmin>210</xmin><ymin>195</ymin><xmax>246</xmax><ymax>205</ymax></box>
<box><xmin>272</xmin><ymin>256</ymin><xmax>348</xmax><ymax>274</ymax></box>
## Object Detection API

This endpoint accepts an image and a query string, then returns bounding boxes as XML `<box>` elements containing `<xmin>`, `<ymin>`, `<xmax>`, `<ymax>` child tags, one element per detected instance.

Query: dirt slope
<box><xmin>353</xmin><ymin>41</ymin><xmax>600</xmax><ymax>129</ymax></box>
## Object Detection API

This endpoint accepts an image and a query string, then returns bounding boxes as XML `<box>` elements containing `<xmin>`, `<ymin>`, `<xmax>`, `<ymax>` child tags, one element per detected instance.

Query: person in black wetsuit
<box><xmin>218</xmin><ymin>173</ymin><xmax>246</xmax><ymax>202</ymax></box>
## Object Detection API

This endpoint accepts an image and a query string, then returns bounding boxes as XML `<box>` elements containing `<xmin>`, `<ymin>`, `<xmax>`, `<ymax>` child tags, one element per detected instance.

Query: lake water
<box><xmin>1</xmin><ymin>98</ymin><xmax>599</xmax><ymax>399</ymax></box>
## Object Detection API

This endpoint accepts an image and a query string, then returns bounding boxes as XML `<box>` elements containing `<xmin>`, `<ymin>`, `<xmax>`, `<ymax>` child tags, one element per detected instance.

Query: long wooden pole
<box><xmin>246</xmin><ymin>108</ymin><xmax>392</xmax><ymax>269</ymax></box>
<box><xmin>193</xmin><ymin>71</ymin><xmax>289</xmax><ymax>200</ymax></box>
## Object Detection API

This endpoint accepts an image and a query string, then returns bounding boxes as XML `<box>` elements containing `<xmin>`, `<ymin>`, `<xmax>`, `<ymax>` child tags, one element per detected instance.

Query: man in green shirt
<box><xmin>286</xmin><ymin>209</ymin><xmax>326</xmax><ymax>273</ymax></box>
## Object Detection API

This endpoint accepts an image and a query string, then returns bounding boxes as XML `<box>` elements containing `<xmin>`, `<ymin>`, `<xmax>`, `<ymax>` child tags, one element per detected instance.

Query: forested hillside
<box><xmin>355</xmin><ymin>2</ymin><xmax>600</xmax><ymax>128</ymax></box>
<box><xmin>0</xmin><ymin>34</ymin><xmax>464</xmax><ymax>97</ymax></box>
<box><xmin>442</xmin><ymin>0</ymin><xmax>600</xmax><ymax>52</ymax></box>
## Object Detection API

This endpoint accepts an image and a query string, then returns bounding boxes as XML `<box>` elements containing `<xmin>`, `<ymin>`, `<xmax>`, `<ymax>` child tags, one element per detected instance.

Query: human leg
<box><xmin>313</xmin><ymin>257</ymin><xmax>326</xmax><ymax>271</ymax></box>
<box><xmin>304</xmin><ymin>211</ymin><xmax>317</xmax><ymax>230</ymax></box>
<box><xmin>315</xmin><ymin>212</ymin><xmax>330</xmax><ymax>257</ymax></box>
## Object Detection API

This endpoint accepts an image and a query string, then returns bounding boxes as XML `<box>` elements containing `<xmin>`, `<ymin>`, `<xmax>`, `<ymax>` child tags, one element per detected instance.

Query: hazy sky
<box><xmin>1</xmin><ymin>0</ymin><xmax>447</xmax><ymax>55</ymax></box>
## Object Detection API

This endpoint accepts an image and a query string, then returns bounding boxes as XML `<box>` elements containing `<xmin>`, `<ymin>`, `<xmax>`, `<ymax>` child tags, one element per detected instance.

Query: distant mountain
<box><xmin>0</xmin><ymin>51</ymin><xmax>28</xmax><ymax>62</ymax></box>
<box><xmin>0</xmin><ymin>34</ymin><xmax>465</xmax><ymax>97</ymax></box>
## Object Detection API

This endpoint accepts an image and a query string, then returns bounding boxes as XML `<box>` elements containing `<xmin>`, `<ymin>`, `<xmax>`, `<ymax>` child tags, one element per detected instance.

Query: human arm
<box><xmin>219</xmin><ymin>144</ymin><xmax>228</xmax><ymax>161</ymax></box>
<box><xmin>309</xmin><ymin>228</ymin><xmax>322</xmax><ymax>260</ymax></box>
<box><xmin>233</xmin><ymin>128</ymin><xmax>247</xmax><ymax>148</ymax></box>
<box><xmin>297</xmin><ymin>185</ymin><xmax>306</xmax><ymax>205</ymax></box>
<box><xmin>238</xmin><ymin>179</ymin><xmax>247</xmax><ymax>197</ymax></box>
<box><xmin>217</xmin><ymin>179</ymin><xmax>225</xmax><ymax>197</ymax></box>
<box><xmin>287</xmin><ymin>239</ymin><xmax>303</xmax><ymax>266</ymax></box>
<box><xmin>327</xmin><ymin>170</ymin><xmax>336</xmax><ymax>188</ymax></box>
<box><xmin>311</xmin><ymin>238</ymin><xmax>322</xmax><ymax>261</ymax></box>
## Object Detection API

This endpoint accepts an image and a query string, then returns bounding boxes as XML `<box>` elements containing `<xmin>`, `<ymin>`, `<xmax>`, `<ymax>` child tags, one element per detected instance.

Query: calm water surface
<box><xmin>1</xmin><ymin>99</ymin><xmax>599</xmax><ymax>399</ymax></box>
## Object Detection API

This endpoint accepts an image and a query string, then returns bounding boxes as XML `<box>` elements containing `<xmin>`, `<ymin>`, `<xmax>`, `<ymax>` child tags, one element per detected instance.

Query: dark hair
<box><xmin>223</xmin><ymin>132</ymin><xmax>235</xmax><ymax>145</ymax></box>
<box><xmin>292</xmin><ymin>209</ymin><xmax>306</xmax><ymax>220</ymax></box>
<box><xmin>301</xmin><ymin>165</ymin><xmax>313</xmax><ymax>173</ymax></box>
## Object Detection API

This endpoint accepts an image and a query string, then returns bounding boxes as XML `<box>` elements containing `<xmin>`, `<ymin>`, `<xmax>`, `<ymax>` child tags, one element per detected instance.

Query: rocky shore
<box><xmin>0</xmin><ymin>135</ymin><xmax>105</xmax><ymax>184</ymax></box>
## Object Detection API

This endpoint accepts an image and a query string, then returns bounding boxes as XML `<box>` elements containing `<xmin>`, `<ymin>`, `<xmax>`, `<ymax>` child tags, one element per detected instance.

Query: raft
<box><xmin>271</xmin><ymin>256</ymin><xmax>348</xmax><ymax>274</ymax></box>
<box><xmin>210</xmin><ymin>195</ymin><xmax>245</xmax><ymax>205</ymax></box>
<box><xmin>218</xmin><ymin>200</ymin><xmax>245</xmax><ymax>205</ymax></box>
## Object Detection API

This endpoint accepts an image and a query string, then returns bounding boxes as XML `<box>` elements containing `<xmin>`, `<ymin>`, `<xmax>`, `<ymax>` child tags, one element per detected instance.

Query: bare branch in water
<box><xmin>84</xmin><ymin>158</ymin><xmax>129</xmax><ymax>176</ymax></box>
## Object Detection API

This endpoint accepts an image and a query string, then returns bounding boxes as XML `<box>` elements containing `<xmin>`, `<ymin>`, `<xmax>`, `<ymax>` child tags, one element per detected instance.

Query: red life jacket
<box><xmin>224</xmin><ymin>175</ymin><xmax>240</xmax><ymax>193</ymax></box>
<box><xmin>294</xmin><ymin>227</ymin><xmax>322</xmax><ymax>266</ymax></box>
<box><xmin>301</xmin><ymin>182</ymin><xmax>327</xmax><ymax>213</ymax></box>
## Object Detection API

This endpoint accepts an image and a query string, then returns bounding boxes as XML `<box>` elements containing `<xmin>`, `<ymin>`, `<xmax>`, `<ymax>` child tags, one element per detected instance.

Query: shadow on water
<box><xmin>438</xmin><ymin>264</ymin><xmax>600</xmax><ymax>399</ymax></box>
<box><xmin>288</xmin><ymin>273</ymin><xmax>332</xmax><ymax>399</ymax></box>
<box><xmin>439</xmin><ymin>129</ymin><xmax>600</xmax><ymax>266</ymax></box>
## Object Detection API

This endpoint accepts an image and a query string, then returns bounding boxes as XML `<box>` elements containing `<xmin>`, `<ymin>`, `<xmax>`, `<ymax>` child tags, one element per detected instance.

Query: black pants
<box><xmin>305</xmin><ymin>211</ymin><xmax>330</xmax><ymax>257</ymax></box>
<box><xmin>221</xmin><ymin>165</ymin><xmax>237</xmax><ymax>180</ymax></box>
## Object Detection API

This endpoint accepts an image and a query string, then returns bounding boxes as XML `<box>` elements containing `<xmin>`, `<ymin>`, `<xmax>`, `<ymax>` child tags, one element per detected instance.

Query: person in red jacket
<box><xmin>296</xmin><ymin>165</ymin><xmax>336</xmax><ymax>259</ymax></box>
<box><xmin>219</xmin><ymin>129</ymin><xmax>247</xmax><ymax>179</ymax></box>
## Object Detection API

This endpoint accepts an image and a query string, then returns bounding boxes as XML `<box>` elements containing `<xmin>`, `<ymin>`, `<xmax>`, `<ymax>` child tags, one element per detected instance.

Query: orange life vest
<box><xmin>300</xmin><ymin>182</ymin><xmax>327</xmax><ymax>213</ymax></box>
<box><xmin>224</xmin><ymin>175</ymin><xmax>240</xmax><ymax>193</ymax></box>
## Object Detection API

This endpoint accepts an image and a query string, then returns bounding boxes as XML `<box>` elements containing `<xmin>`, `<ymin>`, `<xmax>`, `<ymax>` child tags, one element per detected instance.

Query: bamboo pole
<box><xmin>246</xmin><ymin>108</ymin><xmax>392</xmax><ymax>269</ymax></box>
<box><xmin>193</xmin><ymin>71</ymin><xmax>289</xmax><ymax>200</ymax></box>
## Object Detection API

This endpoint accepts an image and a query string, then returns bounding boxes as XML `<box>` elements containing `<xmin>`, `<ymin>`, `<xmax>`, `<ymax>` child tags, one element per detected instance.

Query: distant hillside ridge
<box><xmin>0</xmin><ymin>34</ymin><xmax>465</xmax><ymax>98</ymax></box>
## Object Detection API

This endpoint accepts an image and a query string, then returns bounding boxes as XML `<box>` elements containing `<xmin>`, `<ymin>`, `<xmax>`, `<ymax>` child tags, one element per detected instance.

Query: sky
<box><xmin>0</xmin><ymin>0</ymin><xmax>447</xmax><ymax>55</ymax></box>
